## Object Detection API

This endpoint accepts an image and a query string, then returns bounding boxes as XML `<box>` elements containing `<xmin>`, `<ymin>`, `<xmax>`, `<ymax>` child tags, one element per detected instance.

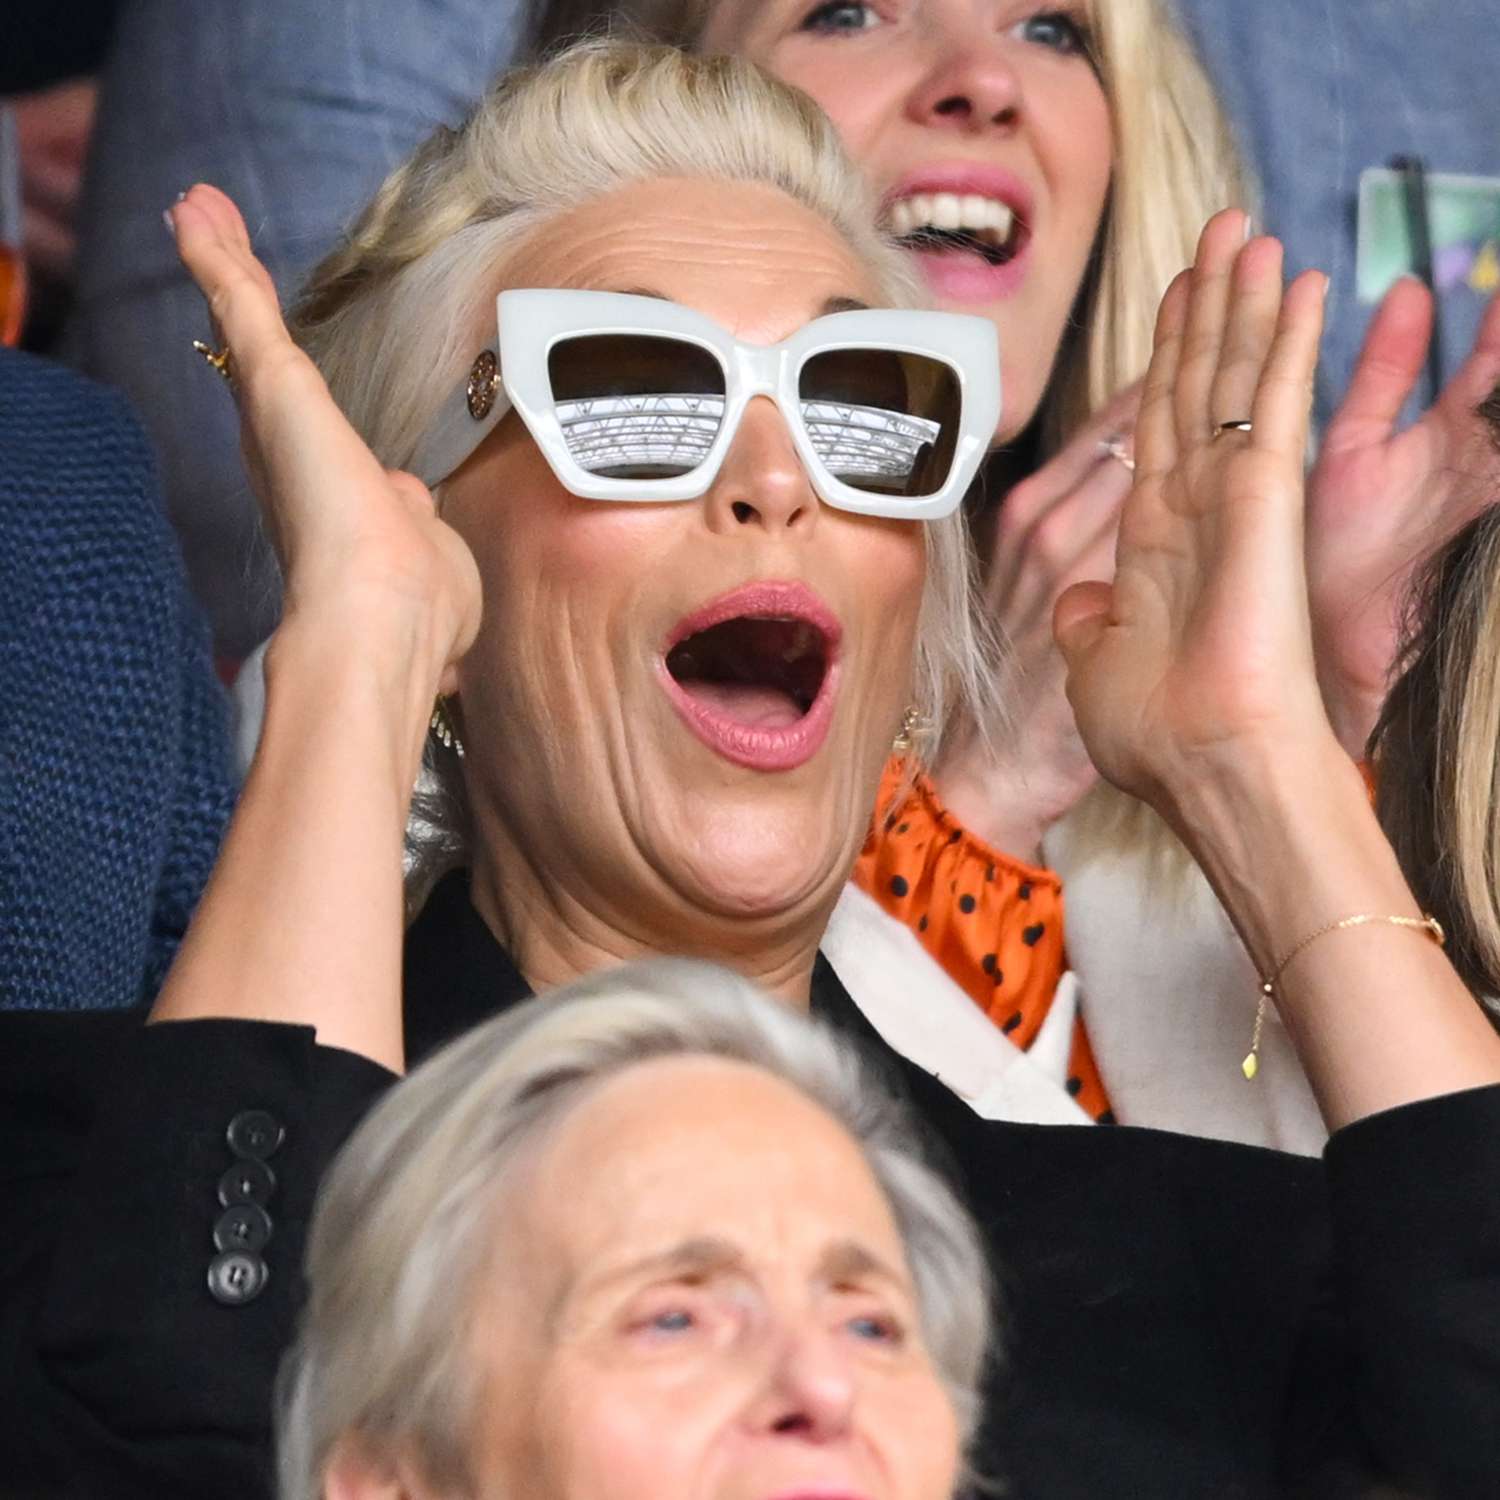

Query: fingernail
<box><xmin>162</xmin><ymin>207</ymin><xmax>177</xmax><ymax>237</ymax></box>
<box><xmin>1241</xmin><ymin>212</ymin><xmax>1255</xmax><ymax>244</ymax></box>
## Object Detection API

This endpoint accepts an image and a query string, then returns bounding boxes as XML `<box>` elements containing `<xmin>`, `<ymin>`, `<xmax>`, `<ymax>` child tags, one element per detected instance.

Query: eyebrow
<box><xmin>606</xmin><ymin>1234</ymin><xmax>747</xmax><ymax>1286</ymax></box>
<box><xmin>817</xmin><ymin>1238</ymin><xmax>907</xmax><ymax>1289</ymax></box>
<box><xmin>591</xmin><ymin>1233</ymin><xmax>909</xmax><ymax>1297</ymax></box>
<box><xmin>820</xmin><ymin>295</ymin><xmax>871</xmax><ymax>315</ymax></box>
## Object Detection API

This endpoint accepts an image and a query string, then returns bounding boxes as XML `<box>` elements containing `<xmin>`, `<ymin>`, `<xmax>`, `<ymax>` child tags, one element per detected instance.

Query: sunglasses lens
<box><xmin>547</xmin><ymin>334</ymin><xmax>727</xmax><ymax>480</ymax></box>
<box><xmin>798</xmin><ymin>349</ymin><xmax>961</xmax><ymax>498</ymax></box>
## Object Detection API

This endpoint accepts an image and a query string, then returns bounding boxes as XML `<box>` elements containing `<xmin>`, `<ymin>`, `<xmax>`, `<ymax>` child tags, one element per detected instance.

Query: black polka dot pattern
<box><xmin>1002</xmin><ymin>1011</ymin><xmax>1023</xmax><ymax>1034</ymax></box>
<box><xmin>1022</xmin><ymin>923</ymin><xmax>1045</xmax><ymax>947</ymax></box>
<box><xmin>890</xmin><ymin>875</ymin><xmax>909</xmax><ymax>898</ymax></box>
<box><xmin>959</xmin><ymin>894</ymin><xmax>977</xmax><ymax>914</ymax></box>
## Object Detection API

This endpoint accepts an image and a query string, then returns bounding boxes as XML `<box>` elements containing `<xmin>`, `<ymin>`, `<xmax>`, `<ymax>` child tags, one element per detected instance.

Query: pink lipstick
<box><xmin>658</xmin><ymin>581</ymin><xmax>842</xmax><ymax>772</ymax></box>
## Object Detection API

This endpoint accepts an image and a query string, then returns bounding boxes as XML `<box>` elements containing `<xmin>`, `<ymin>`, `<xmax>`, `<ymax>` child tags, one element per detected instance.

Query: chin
<box><xmin>994</xmin><ymin>369</ymin><xmax>1046</xmax><ymax>446</ymax></box>
<box><xmin>667</xmin><ymin>795</ymin><xmax>851</xmax><ymax>923</ymax></box>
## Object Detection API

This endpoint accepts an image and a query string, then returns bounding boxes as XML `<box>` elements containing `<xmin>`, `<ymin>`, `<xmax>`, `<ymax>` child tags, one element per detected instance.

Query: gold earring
<box><xmin>430</xmin><ymin>696</ymin><xmax>466</xmax><ymax>758</ymax></box>
<box><xmin>892</xmin><ymin>706</ymin><xmax>927</xmax><ymax>754</ymax></box>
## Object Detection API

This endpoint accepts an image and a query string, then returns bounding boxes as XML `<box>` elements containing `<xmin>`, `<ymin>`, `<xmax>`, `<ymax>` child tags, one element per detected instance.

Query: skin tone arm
<box><xmin>1054</xmin><ymin>210</ymin><xmax>1500</xmax><ymax>1131</ymax></box>
<box><xmin>147</xmin><ymin>184</ymin><xmax>481</xmax><ymax>1075</ymax></box>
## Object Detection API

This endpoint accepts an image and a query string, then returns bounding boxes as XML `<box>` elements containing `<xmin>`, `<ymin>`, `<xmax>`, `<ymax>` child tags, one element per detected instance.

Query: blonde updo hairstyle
<box><xmin>287</xmin><ymin>40</ymin><xmax>1005</xmax><ymax>892</ymax></box>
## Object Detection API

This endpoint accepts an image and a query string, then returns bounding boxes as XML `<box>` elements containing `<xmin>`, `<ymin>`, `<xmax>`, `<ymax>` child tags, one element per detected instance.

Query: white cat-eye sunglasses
<box><xmin>410</xmin><ymin>289</ymin><xmax>1000</xmax><ymax>520</ymax></box>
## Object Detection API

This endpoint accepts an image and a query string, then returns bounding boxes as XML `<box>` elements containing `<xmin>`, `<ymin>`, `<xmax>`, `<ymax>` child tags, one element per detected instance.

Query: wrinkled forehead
<box><xmin>507</xmin><ymin>1056</ymin><xmax>911</xmax><ymax>1300</ymax></box>
<box><xmin>498</xmin><ymin>176</ymin><xmax>888</xmax><ymax>344</ymax></box>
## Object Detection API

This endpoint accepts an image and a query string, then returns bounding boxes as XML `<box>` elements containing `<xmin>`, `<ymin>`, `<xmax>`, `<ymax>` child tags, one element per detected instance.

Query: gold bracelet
<box><xmin>1242</xmin><ymin>912</ymin><xmax>1445</xmax><ymax>1080</ymax></box>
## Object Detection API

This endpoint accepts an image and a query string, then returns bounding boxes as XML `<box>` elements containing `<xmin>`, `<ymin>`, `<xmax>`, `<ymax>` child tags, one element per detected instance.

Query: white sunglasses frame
<box><xmin>409</xmin><ymin>289</ymin><xmax>1000</xmax><ymax>520</ymax></box>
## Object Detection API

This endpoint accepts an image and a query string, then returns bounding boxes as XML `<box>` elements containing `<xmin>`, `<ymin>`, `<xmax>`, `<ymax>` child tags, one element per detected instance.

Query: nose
<box><xmin>703</xmin><ymin>396</ymin><xmax>818</xmax><ymax>536</ymax></box>
<box><xmin>746</xmin><ymin>1323</ymin><xmax>857</xmax><ymax>1444</ymax></box>
<box><xmin>905</xmin><ymin>31</ymin><xmax>1022</xmax><ymax>133</ymax></box>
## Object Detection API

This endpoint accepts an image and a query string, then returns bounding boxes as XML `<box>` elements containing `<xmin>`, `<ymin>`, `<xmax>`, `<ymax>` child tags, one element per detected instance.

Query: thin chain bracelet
<box><xmin>1242</xmin><ymin>912</ymin><xmax>1446</xmax><ymax>1080</ymax></box>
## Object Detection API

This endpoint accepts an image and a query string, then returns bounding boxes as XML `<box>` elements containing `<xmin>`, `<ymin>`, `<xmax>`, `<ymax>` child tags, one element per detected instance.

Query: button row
<box><xmin>208</xmin><ymin>1110</ymin><xmax>284</xmax><ymax>1306</ymax></box>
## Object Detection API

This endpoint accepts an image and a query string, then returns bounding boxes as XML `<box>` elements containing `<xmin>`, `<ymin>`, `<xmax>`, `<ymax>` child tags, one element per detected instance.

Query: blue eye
<box><xmin>847</xmin><ymin>1313</ymin><xmax>901</xmax><ymax>1343</ymax></box>
<box><xmin>1015</xmin><ymin>10</ymin><xmax>1092</xmax><ymax>56</ymax></box>
<box><xmin>648</xmin><ymin>1308</ymin><xmax>696</xmax><ymax>1333</ymax></box>
<box><xmin>799</xmin><ymin>1</ymin><xmax>881</xmax><ymax>34</ymax></box>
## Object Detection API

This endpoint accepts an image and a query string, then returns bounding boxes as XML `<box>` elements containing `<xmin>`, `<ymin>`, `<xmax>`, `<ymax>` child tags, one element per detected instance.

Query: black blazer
<box><xmin>3</xmin><ymin>869</ymin><xmax>1498</xmax><ymax>1499</ymax></box>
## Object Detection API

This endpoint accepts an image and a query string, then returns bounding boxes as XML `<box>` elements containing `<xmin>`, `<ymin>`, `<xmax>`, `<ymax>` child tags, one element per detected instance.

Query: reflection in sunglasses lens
<box><xmin>548</xmin><ymin>334</ymin><xmax>727</xmax><ymax>479</ymax></box>
<box><xmin>800</xmin><ymin>350</ymin><xmax>959</xmax><ymax>497</ymax></box>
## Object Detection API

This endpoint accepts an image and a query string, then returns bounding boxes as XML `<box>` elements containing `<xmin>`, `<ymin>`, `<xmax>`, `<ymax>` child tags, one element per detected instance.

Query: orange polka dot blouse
<box><xmin>852</xmin><ymin>757</ymin><xmax>1113</xmax><ymax>1123</ymax></box>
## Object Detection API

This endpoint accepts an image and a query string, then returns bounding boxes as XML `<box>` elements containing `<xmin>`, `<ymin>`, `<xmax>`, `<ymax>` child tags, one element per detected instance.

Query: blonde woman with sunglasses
<box><xmin>2</xmin><ymin>40</ymin><xmax>1499</xmax><ymax>1500</ymax></box>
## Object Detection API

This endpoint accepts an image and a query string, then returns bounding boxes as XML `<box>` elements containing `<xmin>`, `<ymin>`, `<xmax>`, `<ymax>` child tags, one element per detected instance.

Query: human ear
<box><xmin>322</xmin><ymin>1434</ymin><xmax>438</xmax><ymax>1500</ymax></box>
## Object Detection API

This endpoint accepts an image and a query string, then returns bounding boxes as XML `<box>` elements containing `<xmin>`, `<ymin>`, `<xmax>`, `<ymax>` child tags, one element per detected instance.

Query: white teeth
<box><xmin>931</xmin><ymin>191</ymin><xmax>962</xmax><ymax>230</ymax></box>
<box><xmin>889</xmin><ymin>191</ymin><xmax>1018</xmax><ymax>247</ymax></box>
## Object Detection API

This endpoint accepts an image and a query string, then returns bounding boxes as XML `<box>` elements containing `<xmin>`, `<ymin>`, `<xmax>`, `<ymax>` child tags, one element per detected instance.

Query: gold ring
<box><xmin>192</xmin><ymin>339</ymin><xmax>234</xmax><ymax>384</ymax></box>
<box><xmin>1213</xmin><ymin>419</ymin><xmax>1253</xmax><ymax>439</ymax></box>
<box><xmin>1099</xmin><ymin>435</ymin><xmax>1136</xmax><ymax>473</ymax></box>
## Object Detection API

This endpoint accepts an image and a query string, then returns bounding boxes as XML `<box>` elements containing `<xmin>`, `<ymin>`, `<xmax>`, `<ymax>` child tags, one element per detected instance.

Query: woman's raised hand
<box><xmin>152</xmin><ymin>185</ymin><xmax>482</xmax><ymax>1068</ymax></box>
<box><xmin>168</xmin><ymin>183</ymin><xmax>480</xmax><ymax>690</ymax></box>
<box><xmin>1307</xmin><ymin>282</ymin><xmax>1500</xmax><ymax>753</ymax></box>
<box><xmin>1053</xmin><ymin>210</ymin><xmax>1331</xmax><ymax>823</ymax></box>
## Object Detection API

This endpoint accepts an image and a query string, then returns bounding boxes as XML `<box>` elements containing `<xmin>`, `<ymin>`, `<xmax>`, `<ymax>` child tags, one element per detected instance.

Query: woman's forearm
<box><xmin>1170</xmin><ymin>734</ymin><xmax>1500</xmax><ymax>1130</ymax></box>
<box><xmin>147</xmin><ymin>608</ymin><xmax>443</xmax><ymax>1072</ymax></box>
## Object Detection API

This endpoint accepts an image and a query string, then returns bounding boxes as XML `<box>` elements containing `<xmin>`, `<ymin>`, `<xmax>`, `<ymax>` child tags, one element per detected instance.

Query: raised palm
<box><xmin>1054</xmin><ymin>211</ymin><xmax>1332</xmax><ymax>818</ymax></box>
<box><xmin>170</xmin><ymin>183</ymin><xmax>481</xmax><ymax>686</ymax></box>
<box><xmin>1308</xmin><ymin>281</ymin><xmax>1500</xmax><ymax>751</ymax></box>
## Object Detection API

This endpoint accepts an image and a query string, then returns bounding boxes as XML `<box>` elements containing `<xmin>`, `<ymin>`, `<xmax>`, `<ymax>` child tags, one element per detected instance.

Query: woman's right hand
<box><xmin>151</xmin><ymin>185</ymin><xmax>481</xmax><ymax>1069</ymax></box>
<box><xmin>170</xmin><ymin>183</ymin><xmax>481</xmax><ymax>688</ymax></box>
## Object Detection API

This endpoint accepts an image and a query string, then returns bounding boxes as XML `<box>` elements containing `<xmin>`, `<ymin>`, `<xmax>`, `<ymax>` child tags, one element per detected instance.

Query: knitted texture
<box><xmin>1</xmin><ymin>350</ymin><xmax>237</xmax><ymax>1009</ymax></box>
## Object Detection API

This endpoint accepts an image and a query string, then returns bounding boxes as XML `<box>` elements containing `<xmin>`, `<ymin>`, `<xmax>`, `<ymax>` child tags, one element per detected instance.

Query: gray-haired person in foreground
<box><xmin>277</xmin><ymin>958</ymin><xmax>991</xmax><ymax>1500</ymax></box>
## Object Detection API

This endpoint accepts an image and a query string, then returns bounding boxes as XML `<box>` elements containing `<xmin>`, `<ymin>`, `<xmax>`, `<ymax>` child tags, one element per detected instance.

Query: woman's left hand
<box><xmin>1307</xmin><ymin>282</ymin><xmax>1500</xmax><ymax>753</ymax></box>
<box><xmin>1053</xmin><ymin>209</ymin><xmax>1331</xmax><ymax>822</ymax></box>
<box><xmin>1056</xmin><ymin>212</ymin><xmax>1500</xmax><ymax>1125</ymax></box>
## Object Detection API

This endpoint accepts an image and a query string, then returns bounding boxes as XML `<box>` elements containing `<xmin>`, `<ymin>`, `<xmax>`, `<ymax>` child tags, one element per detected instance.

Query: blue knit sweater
<box><xmin>1</xmin><ymin>350</ymin><xmax>237</xmax><ymax>1009</ymax></box>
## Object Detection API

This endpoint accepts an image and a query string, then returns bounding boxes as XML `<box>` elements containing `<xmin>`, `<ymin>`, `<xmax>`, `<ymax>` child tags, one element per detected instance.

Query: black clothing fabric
<box><xmin>2</xmin><ymin>869</ymin><xmax>1499</xmax><ymax>1498</ymax></box>
<box><xmin>4</xmin><ymin>2</ymin><xmax>121</xmax><ymax>94</ymax></box>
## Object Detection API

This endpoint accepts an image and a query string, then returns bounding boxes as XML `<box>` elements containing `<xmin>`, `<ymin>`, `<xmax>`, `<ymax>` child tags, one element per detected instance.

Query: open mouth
<box><xmin>659</xmin><ymin>584</ymin><xmax>841</xmax><ymax>771</ymax></box>
<box><xmin>666</xmin><ymin>616</ymin><xmax>828</xmax><ymax>730</ymax></box>
<box><xmin>890</xmin><ymin>192</ymin><xmax>1030</xmax><ymax>267</ymax></box>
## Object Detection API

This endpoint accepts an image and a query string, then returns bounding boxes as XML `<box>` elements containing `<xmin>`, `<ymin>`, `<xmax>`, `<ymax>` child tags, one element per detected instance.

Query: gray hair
<box><xmin>284</xmin><ymin>39</ymin><xmax>1007</xmax><ymax>896</ymax></box>
<box><xmin>276</xmin><ymin>959</ymin><xmax>994</xmax><ymax>1500</ymax></box>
